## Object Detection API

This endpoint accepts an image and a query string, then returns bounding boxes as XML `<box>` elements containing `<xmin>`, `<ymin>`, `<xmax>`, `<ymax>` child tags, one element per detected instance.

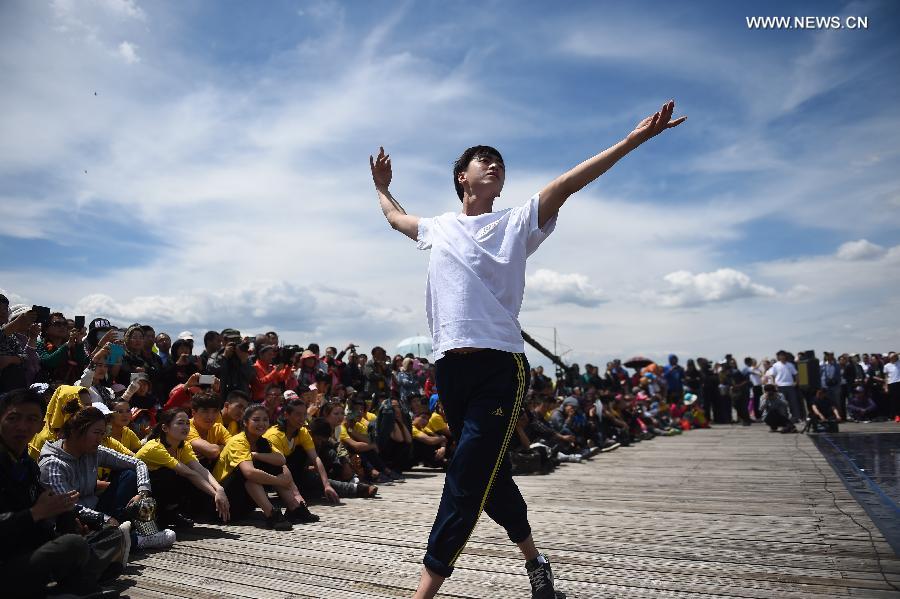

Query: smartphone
<box><xmin>113</xmin><ymin>330</ymin><xmax>125</xmax><ymax>342</ymax></box>
<box><xmin>106</xmin><ymin>344</ymin><xmax>125</xmax><ymax>365</ymax></box>
<box><xmin>130</xmin><ymin>372</ymin><xmax>143</xmax><ymax>383</ymax></box>
<box><xmin>198</xmin><ymin>374</ymin><xmax>215</xmax><ymax>386</ymax></box>
<box><xmin>74</xmin><ymin>315</ymin><xmax>85</xmax><ymax>329</ymax></box>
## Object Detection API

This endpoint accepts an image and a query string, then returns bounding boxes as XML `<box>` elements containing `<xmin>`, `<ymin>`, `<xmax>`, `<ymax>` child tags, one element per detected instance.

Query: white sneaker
<box><xmin>136</xmin><ymin>528</ymin><xmax>176</xmax><ymax>550</ymax></box>
<box><xmin>118</xmin><ymin>520</ymin><xmax>132</xmax><ymax>565</ymax></box>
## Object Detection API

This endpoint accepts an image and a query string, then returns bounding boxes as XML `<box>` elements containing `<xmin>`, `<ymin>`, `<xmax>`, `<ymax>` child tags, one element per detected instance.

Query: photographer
<box><xmin>250</xmin><ymin>345</ymin><xmax>292</xmax><ymax>402</ymax></box>
<box><xmin>159</xmin><ymin>338</ymin><xmax>199</xmax><ymax>397</ymax></box>
<box><xmin>760</xmin><ymin>384</ymin><xmax>796</xmax><ymax>433</ymax></box>
<box><xmin>365</xmin><ymin>346</ymin><xmax>391</xmax><ymax>397</ymax></box>
<box><xmin>205</xmin><ymin>328</ymin><xmax>255</xmax><ymax>400</ymax></box>
<box><xmin>0</xmin><ymin>297</ymin><xmax>35</xmax><ymax>392</ymax></box>
<box><xmin>809</xmin><ymin>388</ymin><xmax>842</xmax><ymax>426</ymax></box>
<box><xmin>35</xmin><ymin>311</ymin><xmax>88</xmax><ymax>384</ymax></box>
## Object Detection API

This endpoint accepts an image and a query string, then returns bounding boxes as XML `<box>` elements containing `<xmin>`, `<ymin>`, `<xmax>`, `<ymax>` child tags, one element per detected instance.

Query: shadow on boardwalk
<box><xmin>120</xmin><ymin>423</ymin><xmax>900</xmax><ymax>598</ymax></box>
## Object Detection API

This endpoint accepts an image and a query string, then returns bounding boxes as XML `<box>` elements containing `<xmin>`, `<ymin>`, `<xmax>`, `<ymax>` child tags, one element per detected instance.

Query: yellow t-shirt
<box><xmin>114</xmin><ymin>427</ymin><xmax>143</xmax><ymax>453</ymax></box>
<box><xmin>102</xmin><ymin>436</ymin><xmax>135</xmax><ymax>456</ymax></box>
<box><xmin>212</xmin><ymin>433</ymin><xmax>281</xmax><ymax>481</ymax></box>
<box><xmin>340</xmin><ymin>419</ymin><xmax>370</xmax><ymax>443</ymax></box>
<box><xmin>412</xmin><ymin>422</ymin><xmax>433</xmax><ymax>439</ymax></box>
<box><xmin>365</xmin><ymin>411</ymin><xmax>377</xmax><ymax>422</ymax></box>
<box><xmin>214</xmin><ymin>414</ymin><xmax>240</xmax><ymax>436</ymax></box>
<box><xmin>263</xmin><ymin>425</ymin><xmax>314</xmax><ymax>457</ymax></box>
<box><xmin>187</xmin><ymin>420</ymin><xmax>232</xmax><ymax>445</ymax></box>
<box><xmin>135</xmin><ymin>439</ymin><xmax>198</xmax><ymax>471</ymax></box>
<box><xmin>427</xmin><ymin>412</ymin><xmax>449</xmax><ymax>434</ymax></box>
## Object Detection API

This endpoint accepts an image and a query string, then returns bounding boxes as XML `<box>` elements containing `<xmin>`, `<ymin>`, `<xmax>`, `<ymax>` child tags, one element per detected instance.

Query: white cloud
<box><xmin>836</xmin><ymin>239</ymin><xmax>885</xmax><ymax>261</ymax></box>
<box><xmin>525</xmin><ymin>269</ymin><xmax>606</xmax><ymax>308</ymax></box>
<box><xmin>72</xmin><ymin>280</ymin><xmax>317</xmax><ymax>332</ymax></box>
<box><xmin>643</xmin><ymin>268</ymin><xmax>777</xmax><ymax>308</ymax></box>
<box><xmin>117</xmin><ymin>41</ymin><xmax>139</xmax><ymax>64</ymax></box>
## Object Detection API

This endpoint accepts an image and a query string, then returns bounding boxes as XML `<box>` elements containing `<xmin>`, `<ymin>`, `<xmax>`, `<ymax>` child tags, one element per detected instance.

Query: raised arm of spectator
<box><xmin>537</xmin><ymin>100</ymin><xmax>686</xmax><ymax>229</ymax></box>
<box><xmin>370</xmin><ymin>147</ymin><xmax>420</xmax><ymax>241</ymax></box>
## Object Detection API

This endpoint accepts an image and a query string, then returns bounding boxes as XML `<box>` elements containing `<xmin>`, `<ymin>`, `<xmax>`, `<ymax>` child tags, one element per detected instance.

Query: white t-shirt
<box><xmin>766</xmin><ymin>361</ymin><xmax>797</xmax><ymax>386</ymax></box>
<box><xmin>416</xmin><ymin>194</ymin><xmax>556</xmax><ymax>361</ymax></box>
<box><xmin>885</xmin><ymin>362</ymin><xmax>900</xmax><ymax>385</ymax></box>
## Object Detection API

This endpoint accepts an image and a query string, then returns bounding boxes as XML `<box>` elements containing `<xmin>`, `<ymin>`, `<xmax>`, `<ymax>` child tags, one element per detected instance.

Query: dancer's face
<box><xmin>458</xmin><ymin>153</ymin><xmax>505</xmax><ymax>198</ymax></box>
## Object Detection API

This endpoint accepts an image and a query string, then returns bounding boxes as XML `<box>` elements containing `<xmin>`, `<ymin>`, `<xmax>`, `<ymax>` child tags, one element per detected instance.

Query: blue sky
<box><xmin>2</xmin><ymin>0</ymin><xmax>898</xmax><ymax>369</ymax></box>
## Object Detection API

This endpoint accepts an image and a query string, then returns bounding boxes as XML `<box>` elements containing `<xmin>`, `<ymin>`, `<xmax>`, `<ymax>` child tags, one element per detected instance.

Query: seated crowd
<box><xmin>1</xmin><ymin>295</ymin><xmax>897</xmax><ymax>597</ymax></box>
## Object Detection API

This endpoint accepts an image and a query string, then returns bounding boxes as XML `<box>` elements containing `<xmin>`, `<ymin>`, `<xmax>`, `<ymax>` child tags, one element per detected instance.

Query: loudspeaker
<box><xmin>797</xmin><ymin>357</ymin><xmax>820</xmax><ymax>390</ymax></box>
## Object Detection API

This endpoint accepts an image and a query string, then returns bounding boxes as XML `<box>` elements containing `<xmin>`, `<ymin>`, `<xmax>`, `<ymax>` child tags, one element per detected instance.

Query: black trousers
<box><xmin>424</xmin><ymin>350</ymin><xmax>531</xmax><ymax>578</ymax></box>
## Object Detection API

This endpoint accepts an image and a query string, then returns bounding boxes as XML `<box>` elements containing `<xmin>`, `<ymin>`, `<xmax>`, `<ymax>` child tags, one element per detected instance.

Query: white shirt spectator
<box><xmin>766</xmin><ymin>360</ymin><xmax>797</xmax><ymax>386</ymax></box>
<box><xmin>742</xmin><ymin>366</ymin><xmax>762</xmax><ymax>386</ymax></box>
<box><xmin>885</xmin><ymin>362</ymin><xmax>900</xmax><ymax>385</ymax></box>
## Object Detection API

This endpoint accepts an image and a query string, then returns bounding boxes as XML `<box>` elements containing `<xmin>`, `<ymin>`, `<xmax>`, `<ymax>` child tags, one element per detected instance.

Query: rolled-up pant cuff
<box><xmin>423</xmin><ymin>553</ymin><xmax>454</xmax><ymax>578</ymax></box>
<box><xmin>508</xmin><ymin>523</ymin><xmax>532</xmax><ymax>545</ymax></box>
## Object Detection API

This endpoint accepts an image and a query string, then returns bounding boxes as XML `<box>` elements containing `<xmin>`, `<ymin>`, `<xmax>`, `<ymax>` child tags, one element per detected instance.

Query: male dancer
<box><xmin>371</xmin><ymin>100</ymin><xmax>685</xmax><ymax>599</ymax></box>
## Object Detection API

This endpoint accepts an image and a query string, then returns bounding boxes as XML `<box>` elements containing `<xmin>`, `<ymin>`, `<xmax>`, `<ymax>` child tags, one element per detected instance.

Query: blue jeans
<box><xmin>96</xmin><ymin>469</ymin><xmax>137</xmax><ymax>522</ymax></box>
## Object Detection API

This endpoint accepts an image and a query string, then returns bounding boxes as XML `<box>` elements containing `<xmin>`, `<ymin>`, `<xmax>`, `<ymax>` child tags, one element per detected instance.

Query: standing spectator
<box><xmin>199</xmin><ymin>330</ymin><xmax>221</xmax><ymax>372</ymax></box>
<box><xmin>885</xmin><ymin>352</ymin><xmax>900</xmax><ymax>422</ymax></box>
<box><xmin>0</xmin><ymin>298</ymin><xmax>34</xmax><ymax>392</ymax></box>
<box><xmin>662</xmin><ymin>354</ymin><xmax>684</xmax><ymax>403</ymax></box>
<box><xmin>36</xmin><ymin>312</ymin><xmax>88</xmax><ymax>384</ymax></box>
<box><xmin>250</xmin><ymin>345</ymin><xmax>292</xmax><ymax>403</ymax></box>
<box><xmin>397</xmin><ymin>357</ymin><xmax>421</xmax><ymax>403</ymax></box>
<box><xmin>697</xmin><ymin>358</ymin><xmax>718</xmax><ymax>423</ymax></box>
<box><xmin>365</xmin><ymin>346</ymin><xmax>391</xmax><ymax>398</ymax></box>
<box><xmin>765</xmin><ymin>351</ymin><xmax>803</xmax><ymax>422</ymax></box>
<box><xmin>820</xmin><ymin>352</ymin><xmax>843</xmax><ymax>419</ymax></box>
<box><xmin>155</xmin><ymin>333</ymin><xmax>172</xmax><ymax>368</ymax></box>
<box><xmin>742</xmin><ymin>357</ymin><xmax>763</xmax><ymax>419</ymax></box>
<box><xmin>206</xmin><ymin>329</ymin><xmax>255</xmax><ymax>400</ymax></box>
<box><xmin>866</xmin><ymin>354</ymin><xmax>887</xmax><ymax>420</ymax></box>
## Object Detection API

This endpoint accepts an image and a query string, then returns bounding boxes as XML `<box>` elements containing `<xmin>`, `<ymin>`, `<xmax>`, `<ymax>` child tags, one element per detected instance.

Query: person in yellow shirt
<box><xmin>264</xmin><ymin>399</ymin><xmax>377</xmax><ymax>501</ymax></box>
<box><xmin>109</xmin><ymin>399</ymin><xmax>143</xmax><ymax>453</ymax></box>
<box><xmin>186</xmin><ymin>392</ymin><xmax>232</xmax><ymax>469</ymax></box>
<box><xmin>215</xmin><ymin>390</ymin><xmax>248</xmax><ymax>436</ymax></box>
<box><xmin>135</xmin><ymin>408</ymin><xmax>230</xmax><ymax>527</ymax></box>
<box><xmin>411</xmin><ymin>413</ymin><xmax>448</xmax><ymax>468</ymax></box>
<box><xmin>341</xmin><ymin>398</ymin><xmax>402</xmax><ymax>484</ymax></box>
<box><xmin>212</xmin><ymin>404</ymin><xmax>317</xmax><ymax>530</ymax></box>
<box><xmin>28</xmin><ymin>385</ymin><xmax>91</xmax><ymax>459</ymax></box>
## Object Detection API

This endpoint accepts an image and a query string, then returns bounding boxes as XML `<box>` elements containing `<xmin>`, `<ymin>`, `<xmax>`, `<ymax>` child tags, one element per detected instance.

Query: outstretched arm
<box><xmin>538</xmin><ymin>100</ymin><xmax>686</xmax><ymax>229</ymax></box>
<box><xmin>370</xmin><ymin>147</ymin><xmax>420</xmax><ymax>241</ymax></box>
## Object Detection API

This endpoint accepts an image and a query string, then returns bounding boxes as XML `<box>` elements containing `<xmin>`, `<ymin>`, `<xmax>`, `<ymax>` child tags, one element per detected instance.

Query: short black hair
<box><xmin>308</xmin><ymin>417</ymin><xmax>332</xmax><ymax>438</ymax></box>
<box><xmin>203</xmin><ymin>330</ymin><xmax>219</xmax><ymax>345</ymax></box>
<box><xmin>453</xmin><ymin>145</ymin><xmax>504</xmax><ymax>201</ymax></box>
<box><xmin>0</xmin><ymin>387</ymin><xmax>44</xmax><ymax>416</ymax></box>
<box><xmin>225</xmin><ymin>389</ymin><xmax>250</xmax><ymax>404</ymax></box>
<box><xmin>191</xmin><ymin>391</ymin><xmax>222</xmax><ymax>411</ymax></box>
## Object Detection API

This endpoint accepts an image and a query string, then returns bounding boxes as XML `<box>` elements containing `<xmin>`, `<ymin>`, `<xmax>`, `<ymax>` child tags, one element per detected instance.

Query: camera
<box><xmin>31</xmin><ymin>305</ymin><xmax>51</xmax><ymax>324</ymax></box>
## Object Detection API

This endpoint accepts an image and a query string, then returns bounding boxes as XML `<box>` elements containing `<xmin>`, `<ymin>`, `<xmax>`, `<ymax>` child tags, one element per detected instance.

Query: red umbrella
<box><xmin>624</xmin><ymin>356</ymin><xmax>653</xmax><ymax>369</ymax></box>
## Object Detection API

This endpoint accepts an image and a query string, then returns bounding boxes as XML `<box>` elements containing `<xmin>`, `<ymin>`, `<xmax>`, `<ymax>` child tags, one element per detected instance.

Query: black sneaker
<box><xmin>525</xmin><ymin>553</ymin><xmax>566</xmax><ymax>599</ymax></box>
<box><xmin>266</xmin><ymin>508</ymin><xmax>293</xmax><ymax>531</ymax></box>
<box><xmin>286</xmin><ymin>503</ymin><xmax>320</xmax><ymax>524</ymax></box>
<box><xmin>165</xmin><ymin>511</ymin><xmax>194</xmax><ymax>529</ymax></box>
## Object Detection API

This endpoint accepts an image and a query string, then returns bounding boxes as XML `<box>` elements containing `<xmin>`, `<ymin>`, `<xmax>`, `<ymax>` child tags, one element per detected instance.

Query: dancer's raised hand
<box><xmin>627</xmin><ymin>100</ymin><xmax>686</xmax><ymax>145</ymax></box>
<box><xmin>370</xmin><ymin>146</ymin><xmax>392</xmax><ymax>191</ymax></box>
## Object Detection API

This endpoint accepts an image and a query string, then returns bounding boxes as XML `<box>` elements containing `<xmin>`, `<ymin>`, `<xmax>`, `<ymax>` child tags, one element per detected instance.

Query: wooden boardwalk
<box><xmin>118</xmin><ymin>423</ymin><xmax>900</xmax><ymax>599</ymax></box>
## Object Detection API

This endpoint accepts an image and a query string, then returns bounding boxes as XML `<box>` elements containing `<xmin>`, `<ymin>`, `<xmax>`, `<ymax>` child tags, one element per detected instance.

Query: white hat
<box><xmin>91</xmin><ymin>401</ymin><xmax>113</xmax><ymax>416</ymax></box>
<box><xmin>177</xmin><ymin>331</ymin><xmax>194</xmax><ymax>341</ymax></box>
